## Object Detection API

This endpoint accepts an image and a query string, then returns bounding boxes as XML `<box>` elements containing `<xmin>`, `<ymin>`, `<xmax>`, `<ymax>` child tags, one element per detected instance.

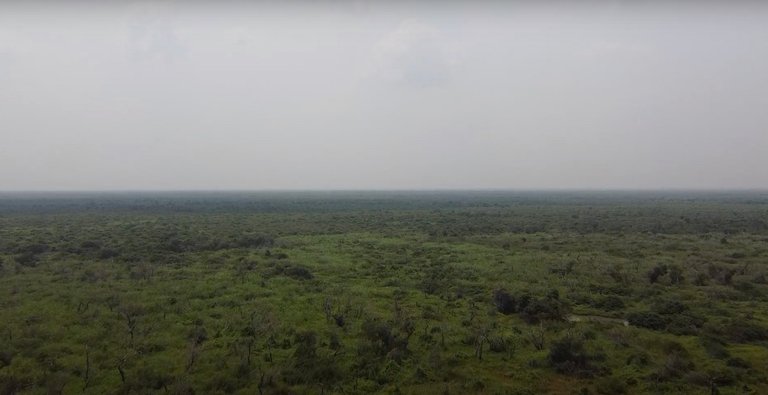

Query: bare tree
<box><xmin>527</xmin><ymin>324</ymin><xmax>546</xmax><ymax>351</ymax></box>
<box><xmin>118</xmin><ymin>303</ymin><xmax>145</xmax><ymax>346</ymax></box>
<box><xmin>83</xmin><ymin>345</ymin><xmax>90</xmax><ymax>390</ymax></box>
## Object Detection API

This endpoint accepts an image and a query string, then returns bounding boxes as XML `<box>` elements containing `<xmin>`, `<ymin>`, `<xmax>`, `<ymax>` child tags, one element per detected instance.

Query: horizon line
<box><xmin>1</xmin><ymin>188</ymin><xmax>767</xmax><ymax>194</ymax></box>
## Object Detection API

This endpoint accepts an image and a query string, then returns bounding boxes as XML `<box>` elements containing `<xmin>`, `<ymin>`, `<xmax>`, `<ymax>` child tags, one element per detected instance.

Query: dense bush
<box><xmin>595</xmin><ymin>376</ymin><xmax>628</xmax><ymax>394</ymax></box>
<box><xmin>700</xmin><ymin>336</ymin><xmax>730</xmax><ymax>359</ymax></box>
<box><xmin>233</xmin><ymin>234</ymin><xmax>275</xmax><ymax>249</ymax></box>
<box><xmin>593</xmin><ymin>295</ymin><xmax>625</xmax><ymax>311</ymax></box>
<box><xmin>492</xmin><ymin>289</ymin><xmax>517</xmax><ymax>314</ymax></box>
<box><xmin>647</xmin><ymin>264</ymin><xmax>668</xmax><ymax>284</ymax></box>
<box><xmin>627</xmin><ymin>312</ymin><xmax>667</xmax><ymax>331</ymax></box>
<box><xmin>667</xmin><ymin>313</ymin><xmax>705</xmax><ymax>336</ymax></box>
<box><xmin>653</xmin><ymin>351</ymin><xmax>694</xmax><ymax>381</ymax></box>
<box><xmin>267</xmin><ymin>262</ymin><xmax>314</xmax><ymax>280</ymax></box>
<box><xmin>652</xmin><ymin>299</ymin><xmax>687</xmax><ymax>315</ymax></box>
<box><xmin>493</xmin><ymin>289</ymin><xmax>568</xmax><ymax>324</ymax></box>
<box><xmin>708</xmin><ymin>265</ymin><xmax>736</xmax><ymax>285</ymax></box>
<box><xmin>548</xmin><ymin>336</ymin><xmax>603</xmax><ymax>377</ymax></box>
<box><xmin>721</xmin><ymin>321</ymin><xmax>768</xmax><ymax>343</ymax></box>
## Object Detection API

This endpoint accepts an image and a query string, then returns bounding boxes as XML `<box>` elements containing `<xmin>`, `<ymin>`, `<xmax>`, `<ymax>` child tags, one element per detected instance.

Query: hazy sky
<box><xmin>1</xmin><ymin>1</ymin><xmax>767</xmax><ymax>190</ymax></box>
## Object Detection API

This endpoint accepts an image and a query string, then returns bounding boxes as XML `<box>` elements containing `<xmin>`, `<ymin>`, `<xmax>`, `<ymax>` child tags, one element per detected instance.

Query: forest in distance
<box><xmin>0</xmin><ymin>191</ymin><xmax>767</xmax><ymax>394</ymax></box>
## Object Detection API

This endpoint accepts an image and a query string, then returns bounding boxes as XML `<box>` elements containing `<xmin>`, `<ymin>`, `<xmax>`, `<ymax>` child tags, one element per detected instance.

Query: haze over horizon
<box><xmin>2</xmin><ymin>1</ymin><xmax>767</xmax><ymax>191</ymax></box>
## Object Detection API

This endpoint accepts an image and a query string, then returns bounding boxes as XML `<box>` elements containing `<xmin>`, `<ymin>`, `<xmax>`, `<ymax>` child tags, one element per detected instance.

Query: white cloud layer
<box><xmin>0</xmin><ymin>2</ymin><xmax>767</xmax><ymax>190</ymax></box>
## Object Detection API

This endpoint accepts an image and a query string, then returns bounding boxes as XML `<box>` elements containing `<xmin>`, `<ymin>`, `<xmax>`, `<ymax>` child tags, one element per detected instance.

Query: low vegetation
<box><xmin>0</xmin><ymin>191</ymin><xmax>767</xmax><ymax>394</ymax></box>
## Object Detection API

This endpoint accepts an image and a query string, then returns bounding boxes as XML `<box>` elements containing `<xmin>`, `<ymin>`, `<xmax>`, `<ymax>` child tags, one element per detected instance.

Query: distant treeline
<box><xmin>1</xmin><ymin>191</ymin><xmax>767</xmax><ymax>236</ymax></box>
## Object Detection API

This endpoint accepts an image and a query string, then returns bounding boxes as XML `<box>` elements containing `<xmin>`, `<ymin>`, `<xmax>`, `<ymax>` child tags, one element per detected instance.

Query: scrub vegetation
<box><xmin>1</xmin><ymin>191</ymin><xmax>767</xmax><ymax>394</ymax></box>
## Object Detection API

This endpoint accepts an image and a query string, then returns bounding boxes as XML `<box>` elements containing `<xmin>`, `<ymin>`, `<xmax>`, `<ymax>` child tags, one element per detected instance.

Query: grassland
<box><xmin>0</xmin><ymin>191</ymin><xmax>767</xmax><ymax>394</ymax></box>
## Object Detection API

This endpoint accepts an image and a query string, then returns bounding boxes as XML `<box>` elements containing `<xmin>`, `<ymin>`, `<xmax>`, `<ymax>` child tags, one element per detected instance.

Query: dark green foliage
<box><xmin>520</xmin><ymin>294</ymin><xmax>568</xmax><ymax>324</ymax></box>
<box><xmin>653</xmin><ymin>348</ymin><xmax>695</xmax><ymax>381</ymax></box>
<box><xmin>627</xmin><ymin>312</ymin><xmax>667</xmax><ymax>331</ymax></box>
<box><xmin>14</xmin><ymin>252</ymin><xmax>39</xmax><ymax>267</ymax></box>
<box><xmin>708</xmin><ymin>264</ymin><xmax>736</xmax><ymax>285</ymax></box>
<box><xmin>487</xmin><ymin>335</ymin><xmax>514</xmax><ymax>354</ymax></box>
<box><xmin>493</xmin><ymin>289</ymin><xmax>567</xmax><ymax>323</ymax></box>
<box><xmin>652</xmin><ymin>299</ymin><xmax>688</xmax><ymax>315</ymax></box>
<box><xmin>292</xmin><ymin>330</ymin><xmax>318</xmax><ymax>365</ymax></box>
<box><xmin>593</xmin><ymin>295</ymin><xmax>625</xmax><ymax>311</ymax></box>
<box><xmin>361</xmin><ymin>319</ymin><xmax>408</xmax><ymax>358</ymax></box>
<box><xmin>700</xmin><ymin>337</ymin><xmax>730</xmax><ymax>359</ymax></box>
<box><xmin>547</xmin><ymin>336</ymin><xmax>603</xmax><ymax>377</ymax></box>
<box><xmin>233</xmin><ymin>234</ymin><xmax>275</xmax><ymax>249</ymax></box>
<box><xmin>667</xmin><ymin>313</ymin><xmax>705</xmax><ymax>336</ymax></box>
<box><xmin>719</xmin><ymin>321</ymin><xmax>768</xmax><ymax>343</ymax></box>
<box><xmin>492</xmin><ymin>289</ymin><xmax>516</xmax><ymax>314</ymax></box>
<box><xmin>647</xmin><ymin>264</ymin><xmax>668</xmax><ymax>284</ymax></box>
<box><xmin>626</xmin><ymin>352</ymin><xmax>650</xmax><ymax>367</ymax></box>
<box><xmin>693</xmin><ymin>272</ymin><xmax>709</xmax><ymax>286</ymax></box>
<box><xmin>188</xmin><ymin>326</ymin><xmax>208</xmax><ymax>346</ymax></box>
<box><xmin>726</xmin><ymin>357</ymin><xmax>751</xmax><ymax>369</ymax></box>
<box><xmin>266</xmin><ymin>262</ymin><xmax>314</xmax><ymax>280</ymax></box>
<box><xmin>668</xmin><ymin>265</ymin><xmax>685</xmax><ymax>284</ymax></box>
<box><xmin>98</xmin><ymin>248</ymin><xmax>120</xmax><ymax>259</ymax></box>
<box><xmin>595</xmin><ymin>376</ymin><xmax>627</xmax><ymax>394</ymax></box>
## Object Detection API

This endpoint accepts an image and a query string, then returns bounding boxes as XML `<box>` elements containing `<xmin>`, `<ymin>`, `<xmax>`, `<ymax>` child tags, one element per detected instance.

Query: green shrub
<box><xmin>699</xmin><ymin>337</ymin><xmax>730</xmax><ymax>359</ymax></box>
<box><xmin>593</xmin><ymin>296</ymin><xmax>625</xmax><ymax>311</ymax></box>
<box><xmin>548</xmin><ymin>336</ymin><xmax>602</xmax><ymax>378</ymax></box>
<box><xmin>267</xmin><ymin>262</ymin><xmax>314</xmax><ymax>280</ymax></box>
<box><xmin>667</xmin><ymin>313</ymin><xmax>705</xmax><ymax>335</ymax></box>
<box><xmin>652</xmin><ymin>299</ymin><xmax>687</xmax><ymax>315</ymax></box>
<box><xmin>595</xmin><ymin>376</ymin><xmax>627</xmax><ymax>394</ymax></box>
<box><xmin>627</xmin><ymin>312</ymin><xmax>666</xmax><ymax>331</ymax></box>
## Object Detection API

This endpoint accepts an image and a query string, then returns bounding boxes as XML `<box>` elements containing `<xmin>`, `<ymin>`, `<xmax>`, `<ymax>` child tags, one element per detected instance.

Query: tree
<box><xmin>669</xmin><ymin>265</ymin><xmax>685</xmax><ymax>284</ymax></box>
<box><xmin>647</xmin><ymin>264</ymin><xmax>668</xmax><ymax>284</ymax></box>
<box><xmin>548</xmin><ymin>336</ymin><xmax>601</xmax><ymax>377</ymax></box>
<box><xmin>118</xmin><ymin>303</ymin><xmax>146</xmax><ymax>346</ymax></box>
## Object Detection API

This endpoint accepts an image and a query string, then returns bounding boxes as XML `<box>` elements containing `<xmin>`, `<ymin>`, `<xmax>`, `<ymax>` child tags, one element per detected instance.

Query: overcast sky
<box><xmin>1</xmin><ymin>1</ymin><xmax>767</xmax><ymax>190</ymax></box>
